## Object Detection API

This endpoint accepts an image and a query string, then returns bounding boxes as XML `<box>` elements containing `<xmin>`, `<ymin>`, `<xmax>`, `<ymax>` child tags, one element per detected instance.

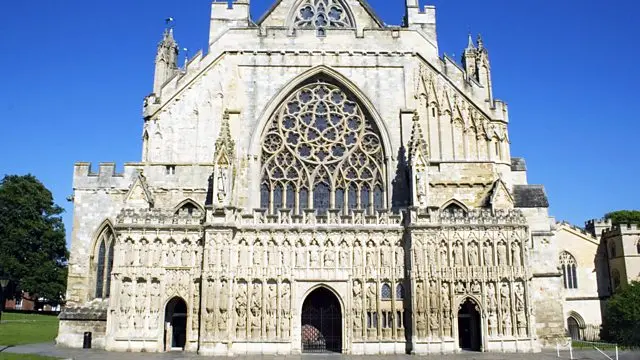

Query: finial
<box><xmin>165</xmin><ymin>17</ymin><xmax>175</xmax><ymax>29</ymax></box>
<box><xmin>477</xmin><ymin>33</ymin><xmax>484</xmax><ymax>49</ymax></box>
<box><xmin>466</xmin><ymin>32</ymin><xmax>475</xmax><ymax>50</ymax></box>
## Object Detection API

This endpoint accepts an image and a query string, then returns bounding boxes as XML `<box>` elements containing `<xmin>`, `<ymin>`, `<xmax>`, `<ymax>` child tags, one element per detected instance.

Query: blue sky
<box><xmin>1</xmin><ymin>0</ymin><xmax>638</xmax><ymax>244</ymax></box>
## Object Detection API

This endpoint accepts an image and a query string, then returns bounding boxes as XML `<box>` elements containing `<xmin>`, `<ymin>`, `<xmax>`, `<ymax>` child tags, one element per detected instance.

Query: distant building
<box><xmin>4</xmin><ymin>292</ymin><xmax>35</xmax><ymax>311</ymax></box>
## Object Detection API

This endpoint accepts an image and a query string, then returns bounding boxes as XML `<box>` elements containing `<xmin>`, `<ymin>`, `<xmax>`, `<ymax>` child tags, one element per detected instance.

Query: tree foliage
<box><xmin>602</xmin><ymin>281</ymin><xmax>640</xmax><ymax>347</ymax></box>
<box><xmin>605</xmin><ymin>210</ymin><xmax>640</xmax><ymax>226</ymax></box>
<box><xmin>0</xmin><ymin>175</ymin><xmax>68</xmax><ymax>304</ymax></box>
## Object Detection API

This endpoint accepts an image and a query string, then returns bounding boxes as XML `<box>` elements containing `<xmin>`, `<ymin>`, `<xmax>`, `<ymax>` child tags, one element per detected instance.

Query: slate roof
<box><xmin>513</xmin><ymin>185</ymin><xmax>549</xmax><ymax>208</ymax></box>
<box><xmin>511</xmin><ymin>157</ymin><xmax>527</xmax><ymax>171</ymax></box>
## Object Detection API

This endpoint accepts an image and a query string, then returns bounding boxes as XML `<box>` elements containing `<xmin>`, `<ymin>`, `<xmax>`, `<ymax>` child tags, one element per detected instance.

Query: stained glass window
<box><xmin>396</xmin><ymin>283</ymin><xmax>405</xmax><ymax>299</ymax></box>
<box><xmin>560</xmin><ymin>251</ymin><xmax>578</xmax><ymax>289</ymax></box>
<box><xmin>94</xmin><ymin>226</ymin><xmax>115</xmax><ymax>299</ymax></box>
<box><xmin>381</xmin><ymin>283</ymin><xmax>392</xmax><ymax>300</ymax></box>
<box><xmin>261</xmin><ymin>79</ymin><xmax>386</xmax><ymax>215</ymax></box>
<box><xmin>294</xmin><ymin>0</ymin><xmax>354</xmax><ymax>34</ymax></box>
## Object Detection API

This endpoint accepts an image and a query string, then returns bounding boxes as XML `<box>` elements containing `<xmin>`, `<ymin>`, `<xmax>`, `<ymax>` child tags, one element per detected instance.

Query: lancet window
<box><xmin>293</xmin><ymin>0</ymin><xmax>354</xmax><ymax>35</ymax></box>
<box><xmin>560</xmin><ymin>251</ymin><xmax>578</xmax><ymax>289</ymax></box>
<box><xmin>94</xmin><ymin>225</ymin><xmax>116</xmax><ymax>298</ymax></box>
<box><xmin>260</xmin><ymin>78</ymin><xmax>386</xmax><ymax>215</ymax></box>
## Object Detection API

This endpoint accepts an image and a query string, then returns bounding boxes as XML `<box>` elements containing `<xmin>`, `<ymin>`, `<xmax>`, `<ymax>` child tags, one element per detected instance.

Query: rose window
<box><xmin>261</xmin><ymin>79</ymin><xmax>386</xmax><ymax>215</ymax></box>
<box><xmin>294</xmin><ymin>0</ymin><xmax>354</xmax><ymax>34</ymax></box>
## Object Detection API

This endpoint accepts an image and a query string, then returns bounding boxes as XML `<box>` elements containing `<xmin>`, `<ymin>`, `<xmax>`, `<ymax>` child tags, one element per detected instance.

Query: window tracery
<box><xmin>94</xmin><ymin>225</ymin><xmax>116</xmax><ymax>298</ymax></box>
<box><xmin>560</xmin><ymin>251</ymin><xmax>578</xmax><ymax>289</ymax></box>
<box><xmin>381</xmin><ymin>283</ymin><xmax>392</xmax><ymax>300</ymax></box>
<box><xmin>293</xmin><ymin>0</ymin><xmax>354</xmax><ymax>34</ymax></box>
<box><xmin>260</xmin><ymin>79</ymin><xmax>386</xmax><ymax>215</ymax></box>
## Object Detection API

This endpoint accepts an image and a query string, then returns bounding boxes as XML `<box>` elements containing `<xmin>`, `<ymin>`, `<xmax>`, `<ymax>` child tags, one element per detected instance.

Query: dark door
<box><xmin>165</xmin><ymin>297</ymin><xmax>187</xmax><ymax>350</ymax></box>
<box><xmin>301</xmin><ymin>287</ymin><xmax>342</xmax><ymax>353</ymax></box>
<box><xmin>458</xmin><ymin>299</ymin><xmax>481</xmax><ymax>351</ymax></box>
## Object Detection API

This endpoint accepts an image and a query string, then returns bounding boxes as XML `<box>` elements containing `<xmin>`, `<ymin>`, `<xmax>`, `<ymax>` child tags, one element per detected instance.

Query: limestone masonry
<box><xmin>57</xmin><ymin>0</ymin><xmax>640</xmax><ymax>355</ymax></box>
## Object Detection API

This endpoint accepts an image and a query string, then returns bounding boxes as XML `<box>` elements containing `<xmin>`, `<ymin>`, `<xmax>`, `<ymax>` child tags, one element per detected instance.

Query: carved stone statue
<box><xmin>468</xmin><ymin>243</ymin><xmax>478</xmax><ymax>266</ymax></box>
<box><xmin>471</xmin><ymin>281</ymin><xmax>481</xmax><ymax>294</ymax></box>
<box><xmin>353</xmin><ymin>246</ymin><xmax>362</xmax><ymax>267</ymax></box>
<box><xmin>367</xmin><ymin>283</ymin><xmax>376</xmax><ymax>311</ymax></box>
<box><xmin>181</xmin><ymin>249</ymin><xmax>190</xmax><ymax>267</ymax></box>
<box><xmin>441</xmin><ymin>283</ymin><xmax>450</xmax><ymax>312</ymax></box>
<box><xmin>296</xmin><ymin>243</ymin><xmax>306</xmax><ymax>267</ymax></box>
<box><xmin>500</xmin><ymin>283</ymin><xmax>510</xmax><ymax>313</ymax></box>
<box><xmin>487</xmin><ymin>282</ymin><xmax>497</xmax><ymax>311</ymax></box>
<box><xmin>452</xmin><ymin>242</ymin><xmax>462</xmax><ymax>266</ymax></box>
<box><xmin>339</xmin><ymin>246</ymin><xmax>349</xmax><ymax>267</ymax></box>
<box><xmin>483</xmin><ymin>243</ymin><xmax>493</xmax><ymax>266</ymax></box>
<box><xmin>324</xmin><ymin>248</ymin><xmax>335</xmax><ymax>267</ymax></box>
<box><xmin>366</xmin><ymin>245</ymin><xmax>376</xmax><ymax>267</ymax></box>
<box><xmin>395</xmin><ymin>247</ymin><xmax>404</xmax><ymax>268</ymax></box>
<box><xmin>416</xmin><ymin>282</ymin><xmax>425</xmax><ymax>311</ymax></box>
<box><xmin>512</xmin><ymin>242</ymin><xmax>521</xmax><ymax>267</ymax></box>
<box><xmin>497</xmin><ymin>242</ymin><xmax>507</xmax><ymax>266</ymax></box>
<box><xmin>309</xmin><ymin>245</ymin><xmax>320</xmax><ymax>267</ymax></box>
<box><xmin>429</xmin><ymin>282</ymin><xmax>438</xmax><ymax>310</ymax></box>
<box><xmin>515</xmin><ymin>283</ymin><xmax>525</xmax><ymax>312</ymax></box>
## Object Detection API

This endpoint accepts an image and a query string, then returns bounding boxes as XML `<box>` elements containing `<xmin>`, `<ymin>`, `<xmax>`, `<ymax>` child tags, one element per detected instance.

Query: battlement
<box><xmin>603</xmin><ymin>223</ymin><xmax>640</xmax><ymax>236</ymax></box>
<box><xmin>585</xmin><ymin>218</ymin><xmax>613</xmax><ymax>237</ymax></box>
<box><xmin>73</xmin><ymin>162</ymin><xmax>142</xmax><ymax>189</ymax></box>
<box><xmin>116</xmin><ymin>208</ymin><xmax>204</xmax><ymax>228</ymax></box>
<box><xmin>411</xmin><ymin>208</ymin><xmax>527</xmax><ymax>226</ymax></box>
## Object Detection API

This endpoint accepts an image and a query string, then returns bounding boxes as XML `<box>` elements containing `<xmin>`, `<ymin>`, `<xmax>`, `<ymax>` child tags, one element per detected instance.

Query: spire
<box><xmin>466</xmin><ymin>32</ymin><xmax>475</xmax><ymax>51</ymax></box>
<box><xmin>477</xmin><ymin>33</ymin><xmax>484</xmax><ymax>50</ymax></box>
<box><xmin>409</xmin><ymin>112</ymin><xmax>429</xmax><ymax>164</ymax></box>
<box><xmin>214</xmin><ymin>110</ymin><xmax>236</xmax><ymax>164</ymax></box>
<box><xmin>152</xmin><ymin>20</ymin><xmax>179</xmax><ymax>95</ymax></box>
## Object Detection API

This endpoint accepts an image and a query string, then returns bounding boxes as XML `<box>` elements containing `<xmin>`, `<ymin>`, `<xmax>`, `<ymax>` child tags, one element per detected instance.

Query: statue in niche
<box><xmin>487</xmin><ymin>282</ymin><xmax>497</xmax><ymax>311</ymax></box>
<box><xmin>468</xmin><ymin>243</ymin><xmax>478</xmax><ymax>266</ymax></box>
<box><xmin>512</xmin><ymin>242</ymin><xmax>521</xmax><ymax>267</ymax></box>
<box><xmin>353</xmin><ymin>245</ymin><xmax>362</xmax><ymax>267</ymax></box>
<box><xmin>366</xmin><ymin>244</ymin><xmax>376</xmax><ymax>267</ymax></box>
<box><xmin>126</xmin><ymin>242</ymin><xmax>135</xmax><ymax>266</ymax></box>
<box><xmin>238</xmin><ymin>244</ymin><xmax>249</xmax><ymax>267</ymax></box>
<box><xmin>140</xmin><ymin>245</ymin><xmax>149</xmax><ymax>267</ymax></box>
<box><xmin>206</xmin><ymin>281</ymin><xmax>216</xmax><ymax>313</ymax></box>
<box><xmin>500</xmin><ymin>283</ymin><xmax>510</xmax><ymax>313</ymax></box>
<box><xmin>251</xmin><ymin>283</ymin><xmax>261</xmax><ymax>313</ymax></box>
<box><xmin>219</xmin><ymin>280</ymin><xmax>229</xmax><ymax>312</ymax></box>
<box><xmin>455</xmin><ymin>281</ymin><xmax>465</xmax><ymax>294</ymax></box>
<box><xmin>367</xmin><ymin>283</ymin><xmax>377</xmax><ymax>311</ymax></box>
<box><xmin>181</xmin><ymin>249</ymin><xmax>190</xmax><ymax>267</ymax></box>
<box><xmin>218</xmin><ymin>307</ymin><xmax>228</xmax><ymax>332</ymax></box>
<box><xmin>516</xmin><ymin>311</ymin><xmax>527</xmax><ymax>336</ymax></box>
<box><xmin>503</xmin><ymin>313</ymin><xmax>512</xmax><ymax>336</ymax></box>
<box><xmin>153</xmin><ymin>243</ymin><xmax>162</xmax><ymax>266</ymax></box>
<box><xmin>483</xmin><ymin>243</ymin><xmax>493</xmax><ymax>266</ymax></box>
<box><xmin>395</xmin><ymin>247</ymin><xmax>404</xmax><ymax>268</ymax></box>
<box><xmin>150</xmin><ymin>281</ymin><xmax>160</xmax><ymax>313</ymax></box>
<box><xmin>443</xmin><ymin>313</ymin><xmax>452</xmax><ymax>336</ymax></box>
<box><xmin>439</xmin><ymin>243</ymin><xmax>448</xmax><ymax>266</ymax></box>
<box><xmin>268</xmin><ymin>244</ymin><xmax>277</xmax><ymax>266</ymax></box>
<box><xmin>235</xmin><ymin>285</ymin><xmax>247</xmax><ymax>337</ymax></box>
<box><xmin>266</xmin><ymin>284</ymin><xmax>276</xmax><ymax>316</ymax></box>
<box><xmin>353</xmin><ymin>281</ymin><xmax>362</xmax><ymax>308</ymax></box>
<box><xmin>429</xmin><ymin>310</ymin><xmax>439</xmax><ymax>332</ymax></box>
<box><xmin>281</xmin><ymin>248</ymin><xmax>290</xmax><ymax>268</ymax></box>
<box><xmin>441</xmin><ymin>283</ymin><xmax>450</xmax><ymax>312</ymax></box>
<box><xmin>281</xmin><ymin>283</ymin><xmax>291</xmax><ymax>315</ymax></box>
<box><xmin>515</xmin><ymin>283</ymin><xmax>525</xmax><ymax>312</ymax></box>
<box><xmin>471</xmin><ymin>281</ymin><xmax>481</xmax><ymax>294</ymax></box>
<box><xmin>497</xmin><ymin>242</ymin><xmax>507</xmax><ymax>266</ymax></box>
<box><xmin>324</xmin><ymin>248</ymin><xmax>335</xmax><ymax>267</ymax></box>
<box><xmin>120</xmin><ymin>281</ymin><xmax>132</xmax><ymax>315</ymax></box>
<box><xmin>429</xmin><ymin>282</ymin><xmax>438</xmax><ymax>310</ymax></box>
<box><xmin>339</xmin><ymin>245</ymin><xmax>349</xmax><ymax>267</ymax></box>
<box><xmin>381</xmin><ymin>247</ymin><xmax>391</xmax><ymax>266</ymax></box>
<box><xmin>415</xmin><ymin>171</ymin><xmax>427</xmax><ymax>207</ymax></box>
<box><xmin>135</xmin><ymin>282</ymin><xmax>146</xmax><ymax>314</ymax></box>
<box><xmin>295</xmin><ymin>243</ymin><xmax>306</xmax><ymax>268</ymax></box>
<box><xmin>488</xmin><ymin>312</ymin><xmax>497</xmax><ymax>336</ymax></box>
<box><xmin>205</xmin><ymin>312</ymin><xmax>215</xmax><ymax>332</ymax></box>
<box><xmin>266</xmin><ymin>311</ymin><xmax>276</xmax><ymax>337</ymax></box>
<box><xmin>309</xmin><ymin>244</ymin><xmax>320</xmax><ymax>267</ymax></box>
<box><xmin>416</xmin><ymin>312</ymin><xmax>426</xmax><ymax>337</ymax></box>
<box><xmin>253</xmin><ymin>246</ymin><xmax>263</xmax><ymax>266</ymax></box>
<box><xmin>281</xmin><ymin>311</ymin><xmax>291</xmax><ymax>338</ymax></box>
<box><xmin>426</xmin><ymin>242</ymin><xmax>435</xmax><ymax>264</ymax></box>
<box><xmin>416</xmin><ymin>282</ymin><xmax>425</xmax><ymax>311</ymax></box>
<box><xmin>216</xmin><ymin>167</ymin><xmax>227</xmax><ymax>203</ymax></box>
<box><xmin>452</xmin><ymin>242</ymin><xmax>461</xmax><ymax>266</ymax></box>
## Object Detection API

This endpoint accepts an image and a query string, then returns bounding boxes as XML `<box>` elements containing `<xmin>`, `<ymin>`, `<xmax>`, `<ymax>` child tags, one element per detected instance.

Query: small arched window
<box><xmin>396</xmin><ymin>283</ymin><xmax>405</xmax><ymax>300</ymax></box>
<box><xmin>175</xmin><ymin>200</ymin><xmax>201</xmax><ymax>216</ymax></box>
<box><xmin>442</xmin><ymin>200</ymin><xmax>467</xmax><ymax>216</ymax></box>
<box><xmin>612</xmin><ymin>269</ymin><xmax>621</xmax><ymax>291</ymax></box>
<box><xmin>381</xmin><ymin>283</ymin><xmax>392</xmax><ymax>300</ymax></box>
<box><xmin>609</xmin><ymin>242</ymin><xmax>617</xmax><ymax>258</ymax></box>
<box><xmin>560</xmin><ymin>251</ymin><xmax>578</xmax><ymax>289</ymax></box>
<box><xmin>94</xmin><ymin>225</ymin><xmax>116</xmax><ymax>299</ymax></box>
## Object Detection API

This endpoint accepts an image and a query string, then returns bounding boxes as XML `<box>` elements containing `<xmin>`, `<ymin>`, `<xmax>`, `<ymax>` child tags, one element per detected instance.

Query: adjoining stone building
<box><xmin>58</xmin><ymin>0</ymin><xmax>575</xmax><ymax>354</ymax></box>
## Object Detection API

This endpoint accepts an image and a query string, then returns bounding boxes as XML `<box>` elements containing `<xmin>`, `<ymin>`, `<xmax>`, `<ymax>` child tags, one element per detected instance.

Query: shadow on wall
<box><xmin>392</xmin><ymin>146</ymin><xmax>410</xmax><ymax>213</ymax></box>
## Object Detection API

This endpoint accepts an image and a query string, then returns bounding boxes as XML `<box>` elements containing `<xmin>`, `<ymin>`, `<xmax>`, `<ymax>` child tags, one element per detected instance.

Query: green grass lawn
<box><xmin>0</xmin><ymin>354</ymin><xmax>60</xmax><ymax>360</ymax></box>
<box><xmin>0</xmin><ymin>312</ymin><xmax>59</xmax><ymax>347</ymax></box>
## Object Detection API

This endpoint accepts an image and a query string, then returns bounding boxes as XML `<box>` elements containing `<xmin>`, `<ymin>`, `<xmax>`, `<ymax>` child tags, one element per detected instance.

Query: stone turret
<box><xmin>209</xmin><ymin>0</ymin><xmax>251</xmax><ymax>46</ymax></box>
<box><xmin>152</xmin><ymin>26</ymin><xmax>179</xmax><ymax>96</ymax></box>
<box><xmin>462</xmin><ymin>34</ymin><xmax>493</xmax><ymax>104</ymax></box>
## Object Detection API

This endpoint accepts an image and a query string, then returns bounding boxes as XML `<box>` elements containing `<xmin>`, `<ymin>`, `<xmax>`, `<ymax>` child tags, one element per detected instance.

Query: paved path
<box><xmin>1</xmin><ymin>343</ymin><xmax>638</xmax><ymax>360</ymax></box>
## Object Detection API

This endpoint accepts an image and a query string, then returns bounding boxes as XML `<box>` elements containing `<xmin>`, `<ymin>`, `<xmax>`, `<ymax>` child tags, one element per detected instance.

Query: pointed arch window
<box><xmin>381</xmin><ymin>283</ymin><xmax>392</xmax><ymax>300</ymax></box>
<box><xmin>293</xmin><ymin>0</ymin><xmax>355</xmax><ymax>35</ymax></box>
<box><xmin>260</xmin><ymin>78</ymin><xmax>386</xmax><ymax>216</ymax></box>
<box><xmin>396</xmin><ymin>283</ymin><xmax>405</xmax><ymax>300</ymax></box>
<box><xmin>94</xmin><ymin>225</ymin><xmax>116</xmax><ymax>298</ymax></box>
<box><xmin>560</xmin><ymin>251</ymin><xmax>578</xmax><ymax>289</ymax></box>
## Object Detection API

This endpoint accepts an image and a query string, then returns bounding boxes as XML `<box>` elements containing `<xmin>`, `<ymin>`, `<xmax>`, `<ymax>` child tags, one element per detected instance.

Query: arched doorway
<box><xmin>164</xmin><ymin>297</ymin><xmax>187</xmax><ymax>351</ymax></box>
<box><xmin>458</xmin><ymin>298</ymin><xmax>482</xmax><ymax>351</ymax></box>
<box><xmin>301</xmin><ymin>287</ymin><xmax>342</xmax><ymax>353</ymax></box>
<box><xmin>567</xmin><ymin>316</ymin><xmax>581</xmax><ymax>340</ymax></box>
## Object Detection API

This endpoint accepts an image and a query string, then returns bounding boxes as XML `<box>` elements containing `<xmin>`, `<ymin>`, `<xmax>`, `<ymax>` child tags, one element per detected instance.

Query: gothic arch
<box><xmin>299</xmin><ymin>284</ymin><xmax>345</xmax><ymax>315</ymax></box>
<box><xmin>90</xmin><ymin>220</ymin><xmax>116</xmax><ymax>299</ymax></box>
<box><xmin>440</xmin><ymin>198</ymin><xmax>469</xmax><ymax>213</ymax></box>
<box><xmin>173</xmin><ymin>198</ymin><xmax>204</xmax><ymax>215</ymax></box>
<box><xmin>567</xmin><ymin>311</ymin><xmax>586</xmax><ymax>329</ymax></box>
<box><xmin>255</xmin><ymin>66</ymin><xmax>391</xmax><ymax>215</ymax></box>
<box><xmin>286</xmin><ymin>0</ymin><xmax>357</xmax><ymax>32</ymax></box>
<box><xmin>250</xmin><ymin>65</ymin><xmax>392</xmax><ymax>158</ymax></box>
<box><xmin>455</xmin><ymin>295</ymin><xmax>484</xmax><ymax>315</ymax></box>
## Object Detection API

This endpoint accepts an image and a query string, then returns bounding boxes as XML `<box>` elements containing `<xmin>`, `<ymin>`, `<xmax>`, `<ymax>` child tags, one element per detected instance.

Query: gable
<box><xmin>124</xmin><ymin>170</ymin><xmax>154</xmax><ymax>208</ymax></box>
<box><xmin>258</xmin><ymin>0</ymin><xmax>383</xmax><ymax>30</ymax></box>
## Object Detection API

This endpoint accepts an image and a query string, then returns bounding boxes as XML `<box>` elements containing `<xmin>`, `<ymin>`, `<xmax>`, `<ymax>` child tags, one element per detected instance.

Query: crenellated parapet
<box><xmin>116</xmin><ymin>208</ymin><xmax>204</xmax><ymax>228</ymax></box>
<box><xmin>603</xmin><ymin>223</ymin><xmax>640</xmax><ymax>237</ymax></box>
<box><xmin>585</xmin><ymin>218</ymin><xmax>613</xmax><ymax>237</ymax></box>
<box><xmin>409</xmin><ymin>208</ymin><xmax>528</xmax><ymax>227</ymax></box>
<box><xmin>73</xmin><ymin>162</ymin><xmax>141</xmax><ymax>190</ymax></box>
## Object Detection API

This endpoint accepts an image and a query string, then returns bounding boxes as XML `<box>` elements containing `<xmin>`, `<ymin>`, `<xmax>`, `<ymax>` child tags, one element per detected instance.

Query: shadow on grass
<box><xmin>0</xmin><ymin>346</ymin><xmax>14</xmax><ymax>353</ymax></box>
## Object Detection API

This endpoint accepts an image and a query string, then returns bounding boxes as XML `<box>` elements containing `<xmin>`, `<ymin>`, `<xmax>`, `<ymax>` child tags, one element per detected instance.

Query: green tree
<box><xmin>602</xmin><ymin>281</ymin><xmax>640</xmax><ymax>347</ymax></box>
<box><xmin>0</xmin><ymin>175</ymin><xmax>68</xmax><ymax>305</ymax></box>
<box><xmin>605</xmin><ymin>210</ymin><xmax>640</xmax><ymax>226</ymax></box>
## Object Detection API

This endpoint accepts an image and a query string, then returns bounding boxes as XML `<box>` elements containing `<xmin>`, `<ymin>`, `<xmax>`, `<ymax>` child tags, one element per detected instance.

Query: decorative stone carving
<box><xmin>483</xmin><ymin>242</ymin><xmax>493</xmax><ymax>266</ymax></box>
<box><xmin>235</xmin><ymin>281</ymin><xmax>247</xmax><ymax>338</ymax></box>
<box><xmin>497</xmin><ymin>241</ymin><xmax>507</xmax><ymax>266</ymax></box>
<box><xmin>468</xmin><ymin>242</ymin><xmax>478</xmax><ymax>266</ymax></box>
<box><xmin>512</xmin><ymin>241</ymin><xmax>521</xmax><ymax>267</ymax></box>
<box><xmin>367</xmin><ymin>283</ymin><xmax>377</xmax><ymax>311</ymax></box>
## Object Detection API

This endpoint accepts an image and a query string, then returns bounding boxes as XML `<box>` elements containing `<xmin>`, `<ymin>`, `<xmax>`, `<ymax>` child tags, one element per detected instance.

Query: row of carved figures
<box><xmin>414</xmin><ymin>279</ymin><xmax>529</xmax><ymax>338</ymax></box>
<box><xmin>415</xmin><ymin>240</ymin><xmax>527</xmax><ymax>269</ymax></box>
<box><xmin>116</xmin><ymin>241</ymin><xmax>201</xmax><ymax>268</ymax></box>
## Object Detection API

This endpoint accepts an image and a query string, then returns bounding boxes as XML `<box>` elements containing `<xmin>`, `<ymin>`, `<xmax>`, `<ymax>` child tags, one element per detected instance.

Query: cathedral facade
<box><xmin>58</xmin><ymin>0</ymin><xmax>568</xmax><ymax>354</ymax></box>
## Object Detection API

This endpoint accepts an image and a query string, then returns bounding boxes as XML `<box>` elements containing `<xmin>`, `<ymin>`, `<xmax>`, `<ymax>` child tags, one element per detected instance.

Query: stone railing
<box><xmin>410</xmin><ymin>208</ymin><xmax>528</xmax><ymax>226</ymax></box>
<box><xmin>116</xmin><ymin>208</ymin><xmax>204</xmax><ymax>227</ymax></box>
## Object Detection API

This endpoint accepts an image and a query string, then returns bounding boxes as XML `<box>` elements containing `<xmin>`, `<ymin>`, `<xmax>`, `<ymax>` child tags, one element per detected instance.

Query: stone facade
<box><xmin>58</xmin><ymin>0</ymin><xmax>572</xmax><ymax>354</ymax></box>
